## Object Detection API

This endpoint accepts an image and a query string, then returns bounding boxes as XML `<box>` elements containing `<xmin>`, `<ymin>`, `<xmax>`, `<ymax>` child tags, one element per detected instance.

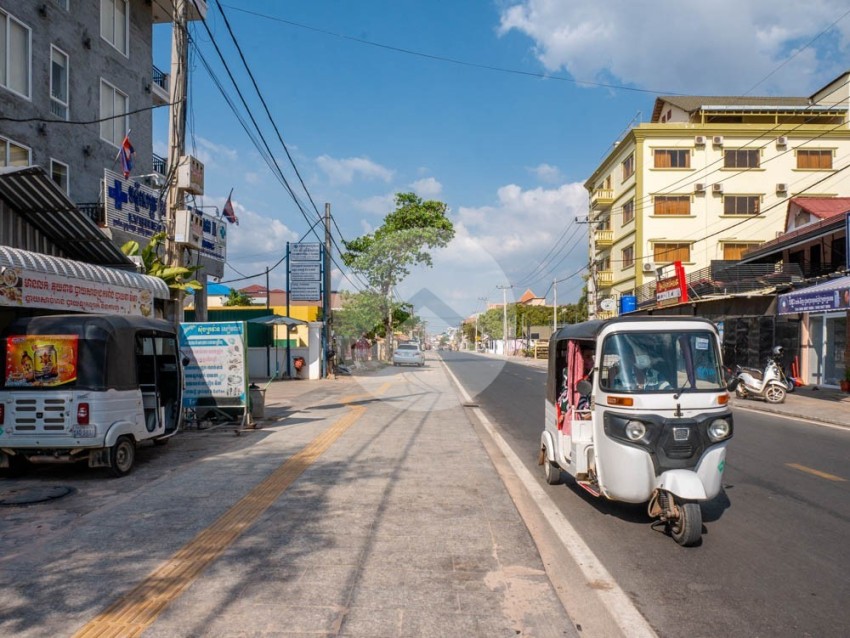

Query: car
<box><xmin>393</xmin><ymin>343</ymin><xmax>425</xmax><ymax>367</ymax></box>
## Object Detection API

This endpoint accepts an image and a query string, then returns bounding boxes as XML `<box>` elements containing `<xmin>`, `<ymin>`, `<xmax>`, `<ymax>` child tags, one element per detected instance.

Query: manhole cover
<box><xmin>0</xmin><ymin>485</ymin><xmax>76</xmax><ymax>507</ymax></box>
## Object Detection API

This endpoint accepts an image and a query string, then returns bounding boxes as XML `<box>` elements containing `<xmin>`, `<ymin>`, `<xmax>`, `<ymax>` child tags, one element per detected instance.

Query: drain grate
<box><xmin>0</xmin><ymin>485</ymin><xmax>76</xmax><ymax>507</ymax></box>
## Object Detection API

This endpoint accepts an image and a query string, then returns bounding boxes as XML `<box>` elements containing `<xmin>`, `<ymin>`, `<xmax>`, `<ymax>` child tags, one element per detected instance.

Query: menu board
<box><xmin>5</xmin><ymin>335</ymin><xmax>78</xmax><ymax>387</ymax></box>
<box><xmin>179</xmin><ymin>322</ymin><xmax>247</xmax><ymax>408</ymax></box>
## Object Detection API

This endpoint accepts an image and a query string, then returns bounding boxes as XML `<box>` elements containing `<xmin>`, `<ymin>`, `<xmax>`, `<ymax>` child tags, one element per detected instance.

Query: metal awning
<box><xmin>0</xmin><ymin>166</ymin><xmax>131</xmax><ymax>266</ymax></box>
<box><xmin>777</xmin><ymin>275</ymin><xmax>850</xmax><ymax>315</ymax></box>
<box><xmin>248</xmin><ymin>315</ymin><xmax>307</xmax><ymax>327</ymax></box>
<box><xmin>0</xmin><ymin>245</ymin><xmax>170</xmax><ymax>299</ymax></box>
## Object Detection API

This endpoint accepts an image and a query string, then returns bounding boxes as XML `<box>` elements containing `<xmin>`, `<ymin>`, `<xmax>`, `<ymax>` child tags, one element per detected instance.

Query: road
<box><xmin>440</xmin><ymin>350</ymin><xmax>850</xmax><ymax>638</ymax></box>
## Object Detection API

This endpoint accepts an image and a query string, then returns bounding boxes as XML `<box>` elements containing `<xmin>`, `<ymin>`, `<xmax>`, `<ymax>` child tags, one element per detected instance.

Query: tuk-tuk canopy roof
<box><xmin>551</xmin><ymin>316</ymin><xmax>715</xmax><ymax>343</ymax></box>
<box><xmin>6</xmin><ymin>314</ymin><xmax>177</xmax><ymax>339</ymax></box>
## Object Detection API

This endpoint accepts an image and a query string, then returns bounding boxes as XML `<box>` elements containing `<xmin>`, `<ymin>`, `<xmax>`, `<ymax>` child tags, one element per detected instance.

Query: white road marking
<box><xmin>441</xmin><ymin>360</ymin><xmax>657</xmax><ymax>638</ymax></box>
<box><xmin>732</xmin><ymin>405</ymin><xmax>850</xmax><ymax>432</ymax></box>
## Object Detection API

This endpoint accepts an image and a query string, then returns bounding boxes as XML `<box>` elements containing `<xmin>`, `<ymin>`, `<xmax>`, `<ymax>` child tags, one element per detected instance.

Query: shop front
<box><xmin>778</xmin><ymin>276</ymin><xmax>850</xmax><ymax>387</ymax></box>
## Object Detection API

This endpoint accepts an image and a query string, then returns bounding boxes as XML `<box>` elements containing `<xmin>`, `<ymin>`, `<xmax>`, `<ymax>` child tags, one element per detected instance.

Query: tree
<box><xmin>121</xmin><ymin>232</ymin><xmax>201</xmax><ymax>293</ymax></box>
<box><xmin>342</xmin><ymin>192</ymin><xmax>454</xmax><ymax>359</ymax></box>
<box><xmin>224</xmin><ymin>289</ymin><xmax>253</xmax><ymax>306</ymax></box>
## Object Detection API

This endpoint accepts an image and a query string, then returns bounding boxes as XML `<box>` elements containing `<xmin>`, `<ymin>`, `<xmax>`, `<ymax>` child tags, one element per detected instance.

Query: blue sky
<box><xmin>152</xmin><ymin>1</ymin><xmax>850</xmax><ymax>330</ymax></box>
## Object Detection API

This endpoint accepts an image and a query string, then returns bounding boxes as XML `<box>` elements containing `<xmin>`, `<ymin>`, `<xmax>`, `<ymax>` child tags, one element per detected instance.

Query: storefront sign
<box><xmin>290</xmin><ymin>281</ymin><xmax>321</xmax><ymax>301</ymax></box>
<box><xmin>290</xmin><ymin>262</ymin><xmax>321</xmax><ymax>281</ymax></box>
<box><xmin>5</xmin><ymin>335</ymin><xmax>78</xmax><ymax>387</ymax></box>
<box><xmin>0</xmin><ymin>266</ymin><xmax>153</xmax><ymax>316</ymax></box>
<box><xmin>656</xmin><ymin>261</ymin><xmax>688</xmax><ymax>307</ymax></box>
<box><xmin>290</xmin><ymin>242</ymin><xmax>321</xmax><ymax>262</ymax></box>
<box><xmin>179</xmin><ymin>322</ymin><xmax>247</xmax><ymax>409</ymax></box>
<box><xmin>778</xmin><ymin>279</ymin><xmax>850</xmax><ymax>314</ymax></box>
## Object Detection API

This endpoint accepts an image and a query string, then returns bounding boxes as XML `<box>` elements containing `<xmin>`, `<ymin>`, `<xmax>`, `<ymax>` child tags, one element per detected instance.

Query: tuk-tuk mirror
<box><xmin>726</xmin><ymin>377</ymin><xmax>740</xmax><ymax>392</ymax></box>
<box><xmin>182</xmin><ymin>356</ymin><xmax>191</xmax><ymax>367</ymax></box>
<box><xmin>576</xmin><ymin>379</ymin><xmax>592</xmax><ymax>396</ymax></box>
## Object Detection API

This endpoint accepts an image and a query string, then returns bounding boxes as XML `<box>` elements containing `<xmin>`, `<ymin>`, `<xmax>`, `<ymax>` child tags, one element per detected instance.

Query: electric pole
<box><xmin>552</xmin><ymin>277</ymin><xmax>557</xmax><ymax>333</ymax></box>
<box><xmin>497</xmin><ymin>284</ymin><xmax>512</xmax><ymax>356</ymax></box>
<box><xmin>323</xmin><ymin>203</ymin><xmax>332</xmax><ymax>378</ymax></box>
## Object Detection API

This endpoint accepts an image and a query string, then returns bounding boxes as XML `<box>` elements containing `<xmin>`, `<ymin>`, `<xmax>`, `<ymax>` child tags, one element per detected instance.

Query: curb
<box><xmin>730</xmin><ymin>400</ymin><xmax>849</xmax><ymax>428</ymax></box>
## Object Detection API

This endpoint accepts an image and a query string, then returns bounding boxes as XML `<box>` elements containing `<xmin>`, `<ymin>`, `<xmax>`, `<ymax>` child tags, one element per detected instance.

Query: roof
<box><xmin>652</xmin><ymin>95</ymin><xmax>813</xmax><ymax>122</ymax></box>
<box><xmin>7</xmin><ymin>313</ymin><xmax>176</xmax><ymax>337</ymax></box>
<box><xmin>207</xmin><ymin>283</ymin><xmax>231</xmax><ymax>296</ymax></box>
<box><xmin>552</xmin><ymin>316</ymin><xmax>715</xmax><ymax>342</ymax></box>
<box><xmin>788</xmin><ymin>196</ymin><xmax>850</xmax><ymax>220</ymax></box>
<box><xmin>0</xmin><ymin>166</ymin><xmax>132</xmax><ymax>267</ymax></box>
<box><xmin>518</xmin><ymin>289</ymin><xmax>538</xmax><ymax>304</ymax></box>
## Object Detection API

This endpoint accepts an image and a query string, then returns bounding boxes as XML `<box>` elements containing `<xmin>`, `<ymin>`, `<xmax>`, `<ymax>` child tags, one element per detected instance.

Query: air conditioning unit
<box><xmin>712</xmin><ymin>135</ymin><xmax>724</xmax><ymax>146</ymax></box>
<box><xmin>776</xmin><ymin>136</ymin><xmax>788</xmax><ymax>147</ymax></box>
<box><xmin>694</xmin><ymin>135</ymin><xmax>706</xmax><ymax>146</ymax></box>
<box><xmin>174</xmin><ymin>209</ymin><xmax>203</xmax><ymax>248</ymax></box>
<box><xmin>776</xmin><ymin>183</ymin><xmax>788</xmax><ymax>194</ymax></box>
<box><xmin>694</xmin><ymin>182</ymin><xmax>706</xmax><ymax>193</ymax></box>
<box><xmin>776</xmin><ymin>231</ymin><xmax>783</xmax><ymax>238</ymax></box>
<box><xmin>128</xmin><ymin>255</ymin><xmax>144</xmax><ymax>272</ymax></box>
<box><xmin>642</xmin><ymin>262</ymin><xmax>656</xmax><ymax>273</ymax></box>
<box><xmin>712</xmin><ymin>183</ymin><xmax>723</xmax><ymax>193</ymax></box>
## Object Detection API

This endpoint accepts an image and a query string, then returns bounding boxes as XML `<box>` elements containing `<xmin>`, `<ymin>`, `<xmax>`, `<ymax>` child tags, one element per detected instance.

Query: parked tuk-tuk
<box><xmin>1</xmin><ymin>314</ymin><xmax>185</xmax><ymax>477</ymax></box>
<box><xmin>541</xmin><ymin>316</ymin><xmax>734</xmax><ymax>546</ymax></box>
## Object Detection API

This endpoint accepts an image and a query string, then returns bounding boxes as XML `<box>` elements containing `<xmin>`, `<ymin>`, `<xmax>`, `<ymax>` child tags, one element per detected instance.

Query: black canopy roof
<box><xmin>552</xmin><ymin>316</ymin><xmax>714</xmax><ymax>343</ymax></box>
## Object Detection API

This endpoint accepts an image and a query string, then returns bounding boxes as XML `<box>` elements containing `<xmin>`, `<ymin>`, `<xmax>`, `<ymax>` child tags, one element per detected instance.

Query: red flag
<box><xmin>119</xmin><ymin>133</ymin><xmax>134</xmax><ymax>178</ymax></box>
<box><xmin>222</xmin><ymin>189</ymin><xmax>238</xmax><ymax>225</ymax></box>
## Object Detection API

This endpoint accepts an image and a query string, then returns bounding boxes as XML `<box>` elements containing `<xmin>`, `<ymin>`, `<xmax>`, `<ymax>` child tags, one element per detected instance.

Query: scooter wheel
<box><xmin>765</xmin><ymin>383</ymin><xmax>786</xmax><ymax>404</ymax></box>
<box><xmin>735</xmin><ymin>384</ymin><xmax>747</xmax><ymax>399</ymax></box>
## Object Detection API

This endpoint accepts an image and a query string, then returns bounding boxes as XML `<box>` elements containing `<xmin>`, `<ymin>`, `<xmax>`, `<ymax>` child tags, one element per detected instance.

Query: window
<box><xmin>797</xmin><ymin>149</ymin><xmax>833</xmax><ymax>170</ymax></box>
<box><xmin>654</xmin><ymin>195</ymin><xmax>690</xmax><ymax>216</ymax></box>
<box><xmin>724</xmin><ymin>195</ymin><xmax>760</xmax><ymax>215</ymax></box>
<box><xmin>100</xmin><ymin>0</ymin><xmax>128</xmax><ymax>56</ymax></box>
<box><xmin>654</xmin><ymin>242</ymin><xmax>691</xmax><ymax>263</ymax></box>
<box><xmin>50</xmin><ymin>46</ymin><xmax>68</xmax><ymax>119</ymax></box>
<box><xmin>622</xmin><ymin>198</ymin><xmax>635</xmax><ymax>224</ymax></box>
<box><xmin>724</xmin><ymin>149</ymin><xmax>760</xmax><ymax>168</ymax></box>
<box><xmin>100</xmin><ymin>79</ymin><xmax>128</xmax><ymax>147</ymax></box>
<box><xmin>622</xmin><ymin>154</ymin><xmax>634</xmax><ymax>180</ymax></box>
<box><xmin>597</xmin><ymin>256</ymin><xmax>611</xmax><ymax>271</ymax></box>
<box><xmin>0</xmin><ymin>136</ymin><xmax>30</xmax><ymax>167</ymax></box>
<box><xmin>0</xmin><ymin>10</ymin><xmax>31</xmax><ymax>98</ymax></box>
<box><xmin>722</xmin><ymin>242</ymin><xmax>761</xmax><ymax>260</ymax></box>
<box><xmin>654</xmin><ymin>149</ymin><xmax>690</xmax><ymax>168</ymax></box>
<box><xmin>50</xmin><ymin>159</ymin><xmax>69</xmax><ymax>194</ymax></box>
<box><xmin>597</xmin><ymin>214</ymin><xmax>610</xmax><ymax>231</ymax></box>
<box><xmin>622</xmin><ymin>245</ymin><xmax>634</xmax><ymax>269</ymax></box>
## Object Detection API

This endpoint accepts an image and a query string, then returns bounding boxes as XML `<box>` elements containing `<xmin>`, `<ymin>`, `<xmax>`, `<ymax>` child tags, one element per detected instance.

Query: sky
<box><xmin>151</xmin><ymin>0</ymin><xmax>850</xmax><ymax>332</ymax></box>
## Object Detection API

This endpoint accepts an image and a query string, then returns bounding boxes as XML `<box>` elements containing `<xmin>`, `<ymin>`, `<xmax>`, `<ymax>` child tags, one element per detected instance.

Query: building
<box><xmin>585</xmin><ymin>72</ymin><xmax>850</xmax><ymax>319</ymax></box>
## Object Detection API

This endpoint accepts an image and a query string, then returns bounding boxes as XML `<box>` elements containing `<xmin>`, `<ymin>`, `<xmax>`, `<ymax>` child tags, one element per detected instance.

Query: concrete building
<box><xmin>585</xmin><ymin>72</ymin><xmax>850</xmax><ymax>319</ymax></box>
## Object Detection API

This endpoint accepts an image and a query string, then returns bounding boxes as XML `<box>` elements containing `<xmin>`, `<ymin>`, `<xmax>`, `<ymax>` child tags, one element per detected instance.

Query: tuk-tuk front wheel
<box><xmin>670</xmin><ymin>502</ymin><xmax>702</xmax><ymax>547</ymax></box>
<box><xmin>109</xmin><ymin>436</ymin><xmax>136</xmax><ymax>477</ymax></box>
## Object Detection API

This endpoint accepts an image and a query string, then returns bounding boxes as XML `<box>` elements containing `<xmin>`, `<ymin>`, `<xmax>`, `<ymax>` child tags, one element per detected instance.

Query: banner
<box><xmin>179</xmin><ymin>322</ymin><xmax>247</xmax><ymax>409</ymax></box>
<box><xmin>5</xmin><ymin>335</ymin><xmax>78</xmax><ymax>387</ymax></box>
<box><xmin>656</xmin><ymin>261</ymin><xmax>688</xmax><ymax>307</ymax></box>
<box><xmin>777</xmin><ymin>278</ymin><xmax>850</xmax><ymax>315</ymax></box>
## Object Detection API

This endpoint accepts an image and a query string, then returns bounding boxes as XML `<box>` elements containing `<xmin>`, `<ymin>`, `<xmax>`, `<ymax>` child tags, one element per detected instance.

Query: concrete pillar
<box><xmin>308</xmin><ymin>321</ymin><xmax>323</xmax><ymax>380</ymax></box>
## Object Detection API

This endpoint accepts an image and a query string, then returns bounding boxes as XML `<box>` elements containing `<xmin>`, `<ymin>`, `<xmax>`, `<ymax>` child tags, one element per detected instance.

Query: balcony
<box><xmin>151</xmin><ymin>65</ymin><xmax>169</xmax><ymax>105</ymax></box>
<box><xmin>591</xmin><ymin>188</ymin><xmax>614</xmax><ymax>209</ymax></box>
<box><xmin>597</xmin><ymin>270</ymin><xmax>614</xmax><ymax>286</ymax></box>
<box><xmin>77</xmin><ymin>202</ymin><xmax>105</xmax><ymax>226</ymax></box>
<box><xmin>152</xmin><ymin>0</ymin><xmax>207</xmax><ymax>23</ymax></box>
<box><xmin>152</xmin><ymin>153</ymin><xmax>166</xmax><ymax>176</ymax></box>
<box><xmin>594</xmin><ymin>229</ymin><xmax>613</xmax><ymax>246</ymax></box>
<box><xmin>597</xmin><ymin>310</ymin><xmax>616</xmax><ymax>320</ymax></box>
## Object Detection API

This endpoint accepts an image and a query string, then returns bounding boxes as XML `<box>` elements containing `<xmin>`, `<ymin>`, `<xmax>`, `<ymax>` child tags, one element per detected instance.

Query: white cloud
<box><xmin>499</xmin><ymin>1</ymin><xmax>850</xmax><ymax>94</ymax></box>
<box><xmin>244</xmin><ymin>172</ymin><xmax>262</xmax><ymax>185</ymax></box>
<box><xmin>193</xmin><ymin>137</ymin><xmax>239</xmax><ymax>168</ymax></box>
<box><xmin>410</xmin><ymin>177</ymin><xmax>443</xmax><ymax>198</ymax></box>
<box><xmin>352</xmin><ymin>193</ymin><xmax>396</xmax><ymax>216</ymax></box>
<box><xmin>528</xmin><ymin>163</ymin><xmax>563</xmax><ymax>184</ymax></box>
<box><xmin>315</xmin><ymin>155</ymin><xmax>394</xmax><ymax>185</ymax></box>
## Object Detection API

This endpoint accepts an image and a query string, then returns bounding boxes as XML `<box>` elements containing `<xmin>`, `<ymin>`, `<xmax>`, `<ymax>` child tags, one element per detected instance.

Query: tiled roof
<box><xmin>652</xmin><ymin>96</ymin><xmax>811</xmax><ymax>121</ymax></box>
<box><xmin>790</xmin><ymin>196</ymin><xmax>850</xmax><ymax>219</ymax></box>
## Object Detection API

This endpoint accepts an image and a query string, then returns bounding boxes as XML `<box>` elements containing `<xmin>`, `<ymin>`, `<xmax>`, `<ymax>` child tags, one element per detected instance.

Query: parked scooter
<box><xmin>734</xmin><ymin>346</ymin><xmax>787</xmax><ymax>404</ymax></box>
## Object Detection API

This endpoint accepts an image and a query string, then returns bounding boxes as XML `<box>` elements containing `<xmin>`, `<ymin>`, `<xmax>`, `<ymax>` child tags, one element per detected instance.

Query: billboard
<box><xmin>179</xmin><ymin>322</ymin><xmax>247</xmax><ymax>409</ymax></box>
<box><xmin>5</xmin><ymin>335</ymin><xmax>78</xmax><ymax>387</ymax></box>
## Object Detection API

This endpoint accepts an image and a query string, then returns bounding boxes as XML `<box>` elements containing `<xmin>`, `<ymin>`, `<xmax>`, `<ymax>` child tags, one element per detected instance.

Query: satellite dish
<box><xmin>600</xmin><ymin>298</ymin><xmax>616</xmax><ymax>312</ymax></box>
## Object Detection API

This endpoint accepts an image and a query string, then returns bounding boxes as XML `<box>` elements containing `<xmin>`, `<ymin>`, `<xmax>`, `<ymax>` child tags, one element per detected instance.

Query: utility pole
<box><xmin>323</xmin><ymin>203</ymin><xmax>332</xmax><ymax>378</ymax></box>
<box><xmin>265</xmin><ymin>266</ymin><xmax>270</xmax><ymax>378</ymax></box>
<box><xmin>165</xmin><ymin>0</ymin><xmax>188</xmax><ymax>325</ymax></box>
<box><xmin>497</xmin><ymin>284</ymin><xmax>511</xmax><ymax>356</ymax></box>
<box><xmin>552</xmin><ymin>277</ymin><xmax>557</xmax><ymax>333</ymax></box>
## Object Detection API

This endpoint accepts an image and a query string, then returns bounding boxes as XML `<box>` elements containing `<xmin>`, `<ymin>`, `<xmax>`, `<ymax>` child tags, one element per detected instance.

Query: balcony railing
<box><xmin>594</xmin><ymin>229</ymin><xmax>613</xmax><ymax>246</ymax></box>
<box><xmin>152</xmin><ymin>153</ymin><xmax>166</xmax><ymax>175</ymax></box>
<box><xmin>151</xmin><ymin>65</ymin><xmax>169</xmax><ymax>104</ymax></box>
<box><xmin>597</xmin><ymin>270</ymin><xmax>614</xmax><ymax>286</ymax></box>
<box><xmin>77</xmin><ymin>202</ymin><xmax>105</xmax><ymax>226</ymax></box>
<box><xmin>591</xmin><ymin>188</ymin><xmax>614</xmax><ymax>208</ymax></box>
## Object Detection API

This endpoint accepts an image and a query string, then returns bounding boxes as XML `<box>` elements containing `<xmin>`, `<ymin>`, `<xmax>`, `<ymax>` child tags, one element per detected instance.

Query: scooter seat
<box><xmin>739</xmin><ymin>366</ymin><xmax>763</xmax><ymax>380</ymax></box>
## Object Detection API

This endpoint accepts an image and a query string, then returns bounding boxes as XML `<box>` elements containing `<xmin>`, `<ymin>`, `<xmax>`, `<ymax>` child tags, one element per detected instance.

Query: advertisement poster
<box><xmin>5</xmin><ymin>335</ymin><xmax>78</xmax><ymax>387</ymax></box>
<box><xmin>179</xmin><ymin>322</ymin><xmax>247</xmax><ymax>408</ymax></box>
<box><xmin>655</xmin><ymin>261</ymin><xmax>689</xmax><ymax>307</ymax></box>
<box><xmin>778</xmin><ymin>282</ymin><xmax>850</xmax><ymax>315</ymax></box>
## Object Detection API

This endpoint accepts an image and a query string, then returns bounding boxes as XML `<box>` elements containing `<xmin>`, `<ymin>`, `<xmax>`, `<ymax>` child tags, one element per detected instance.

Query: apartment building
<box><xmin>585</xmin><ymin>71</ymin><xmax>850</xmax><ymax>318</ymax></box>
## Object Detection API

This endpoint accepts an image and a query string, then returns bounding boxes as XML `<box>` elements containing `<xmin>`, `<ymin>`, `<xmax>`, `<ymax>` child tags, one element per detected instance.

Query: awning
<box><xmin>0</xmin><ymin>165</ymin><xmax>131</xmax><ymax>266</ymax></box>
<box><xmin>1</xmin><ymin>245</ymin><xmax>169</xmax><ymax>316</ymax></box>
<box><xmin>777</xmin><ymin>276</ymin><xmax>850</xmax><ymax>315</ymax></box>
<box><xmin>248</xmin><ymin>314</ymin><xmax>307</xmax><ymax>327</ymax></box>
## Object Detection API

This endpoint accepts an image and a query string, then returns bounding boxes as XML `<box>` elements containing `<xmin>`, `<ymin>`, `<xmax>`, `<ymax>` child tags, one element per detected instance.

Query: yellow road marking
<box><xmin>786</xmin><ymin>463</ymin><xmax>846</xmax><ymax>482</ymax></box>
<box><xmin>73</xmin><ymin>384</ymin><xmax>392</xmax><ymax>638</ymax></box>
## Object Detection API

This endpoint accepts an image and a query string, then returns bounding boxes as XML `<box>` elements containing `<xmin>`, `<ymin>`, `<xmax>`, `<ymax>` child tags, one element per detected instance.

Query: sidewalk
<box><xmin>729</xmin><ymin>384</ymin><xmax>850</xmax><ymax>427</ymax></box>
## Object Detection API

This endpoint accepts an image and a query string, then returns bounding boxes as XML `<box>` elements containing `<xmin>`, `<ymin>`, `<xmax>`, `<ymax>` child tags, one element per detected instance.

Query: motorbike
<box><xmin>734</xmin><ymin>346</ymin><xmax>787</xmax><ymax>404</ymax></box>
<box><xmin>541</xmin><ymin>316</ymin><xmax>736</xmax><ymax>547</ymax></box>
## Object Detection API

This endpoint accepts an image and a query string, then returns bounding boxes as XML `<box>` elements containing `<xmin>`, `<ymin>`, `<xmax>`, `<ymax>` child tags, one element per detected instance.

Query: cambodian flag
<box><xmin>119</xmin><ymin>133</ymin><xmax>134</xmax><ymax>178</ymax></box>
<box><xmin>222</xmin><ymin>189</ymin><xmax>238</xmax><ymax>225</ymax></box>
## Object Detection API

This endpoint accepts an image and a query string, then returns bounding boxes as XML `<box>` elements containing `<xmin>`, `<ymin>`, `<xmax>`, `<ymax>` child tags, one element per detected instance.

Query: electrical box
<box><xmin>177</xmin><ymin>155</ymin><xmax>204</xmax><ymax>195</ymax></box>
<box><xmin>175</xmin><ymin>209</ymin><xmax>203</xmax><ymax>248</ymax></box>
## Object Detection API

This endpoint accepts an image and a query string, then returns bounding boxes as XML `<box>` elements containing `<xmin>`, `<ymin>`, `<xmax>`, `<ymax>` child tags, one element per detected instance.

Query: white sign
<box><xmin>290</xmin><ymin>281</ymin><xmax>321</xmax><ymax>301</ymax></box>
<box><xmin>290</xmin><ymin>262</ymin><xmax>321</xmax><ymax>281</ymax></box>
<box><xmin>599</xmin><ymin>298</ymin><xmax>616</xmax><ymax>312</ymax></box>
<box><xmin>179</xmin><ymin>322</ymin><xmax>247</xmax><ymax>409</ymax></box>
<box><xmin>290</xmin><ymin>243</ymin><xmax>321</xmax><ymax>261</ymax></box>
<box><xmin>0</xmin><ymin>266</ymin><xmax>153</xmax><ymax>316</ymax></box>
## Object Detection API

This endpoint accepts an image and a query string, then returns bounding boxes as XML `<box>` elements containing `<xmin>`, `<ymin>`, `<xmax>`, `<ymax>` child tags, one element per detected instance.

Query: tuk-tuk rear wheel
<box><xmin>542</xmin><ymin>447</ymin><xmax>562</xmax><ymax>485</ymax></box>
<box><xmin>109</xmin><ymin>436</ymin><xmax>135</xmax><ymax>477</ymax></box>
<box><xmin>670</xmin><ymin>502</ymin><xmax>702</xmax><ymax>547</ymax></box>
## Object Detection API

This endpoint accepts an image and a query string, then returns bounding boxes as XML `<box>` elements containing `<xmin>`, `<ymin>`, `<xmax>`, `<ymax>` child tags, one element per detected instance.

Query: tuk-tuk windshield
<box><xmin>599</xmin><ymin>330</ymin><xmax>724</xmax><ymax>393</ymax></box>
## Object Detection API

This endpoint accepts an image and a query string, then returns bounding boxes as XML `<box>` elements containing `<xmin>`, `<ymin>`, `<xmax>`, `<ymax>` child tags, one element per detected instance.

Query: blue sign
<box><xmin>778</xmin><ymin>279</ymin><xmax>850</xmax><ymax>315</ymax></box>
<box><xmin>179</xmin><ymin>322</ymin><xmax>247</xmax><ymax>408</ymax></box>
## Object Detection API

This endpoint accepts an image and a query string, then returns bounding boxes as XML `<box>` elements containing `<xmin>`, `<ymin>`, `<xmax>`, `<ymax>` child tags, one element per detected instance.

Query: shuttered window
<box><xmin>796</xmin><ymin>149</ymin><xmax>833</xmax><ymax>169</ymax></box>
<box><xmin>654</xmin><ymin>243</ymin><xmax>691</xmax><ymax>263</ymax></box>
<box><xmin>654</xmin><ymin>195</ymin><xmax>690</xmax><ymax>216</ymax></box>
<box><xmin>654</xmin><ymin>149</ymin><xmax>690</xmax><ymax>168</ymax></box>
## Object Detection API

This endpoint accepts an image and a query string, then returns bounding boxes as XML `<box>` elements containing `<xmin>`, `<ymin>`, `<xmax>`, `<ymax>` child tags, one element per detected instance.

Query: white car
<box><xmin>393</xmin><ymin>343</ymin><xmax>425</xmax><ymax>367</ymax></box>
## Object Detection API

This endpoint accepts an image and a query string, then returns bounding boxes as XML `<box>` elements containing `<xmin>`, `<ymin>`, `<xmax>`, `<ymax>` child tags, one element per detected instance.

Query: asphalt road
<box><xmin>440</xmin><ymin>350</ymin><xmax>850</xmax><ymax>638</ymax></box>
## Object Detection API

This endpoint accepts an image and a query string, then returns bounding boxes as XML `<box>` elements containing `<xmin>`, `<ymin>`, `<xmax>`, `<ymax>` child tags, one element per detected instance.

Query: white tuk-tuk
<box><xmin>541</xmin><ymin>317</ymin><xmax>734</xmax><ymax>546</ymax></box>
<box><xmin>1</xmin><ymin>314</ymin><xmax>185</xmax><ymax>477</ymax></box>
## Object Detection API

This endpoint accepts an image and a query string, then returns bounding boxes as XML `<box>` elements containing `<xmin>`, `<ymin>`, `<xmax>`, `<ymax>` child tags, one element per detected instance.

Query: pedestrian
<box><xmin>327</xmin><ymin>344</ymin><xmax>337</xmax><ymax>379</ymax></box>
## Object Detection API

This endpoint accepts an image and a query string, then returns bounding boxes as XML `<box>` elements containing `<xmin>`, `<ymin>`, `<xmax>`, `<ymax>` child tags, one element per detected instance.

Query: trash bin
<box><xmin>249</xmin><ymin>386</ymin><xmax>265</xmax><ymax>419</ymax></box>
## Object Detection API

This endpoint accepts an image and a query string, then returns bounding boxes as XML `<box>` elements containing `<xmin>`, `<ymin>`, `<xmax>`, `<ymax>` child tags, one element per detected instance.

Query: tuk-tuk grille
<box><xmin>666</xmin><ymin>443</ymin><xmax>695</xmax><ymax>458</ymax></box>
<box><xmin>11</xmin><ymin>398</ymin><xmax>70</xmax><ymax>434</ymax></box>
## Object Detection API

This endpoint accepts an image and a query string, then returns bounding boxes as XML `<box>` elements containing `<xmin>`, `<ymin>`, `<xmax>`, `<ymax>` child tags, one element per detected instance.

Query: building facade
<box><xmin>585</xmin><ymin>72</ymin><xmax>850</xmax><ymax>319</ymax></box>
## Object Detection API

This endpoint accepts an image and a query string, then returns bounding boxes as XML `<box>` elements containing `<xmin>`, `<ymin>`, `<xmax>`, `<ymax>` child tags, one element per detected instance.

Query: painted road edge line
<box><xmin>441</xmin><ymin>359</ymin><xmax>657</xmax><ymax>638</ymax></box>
<box><xmin>732</xmin><ymin>404</ymin><xmax>850</xmax><ymax>431</ymax></box>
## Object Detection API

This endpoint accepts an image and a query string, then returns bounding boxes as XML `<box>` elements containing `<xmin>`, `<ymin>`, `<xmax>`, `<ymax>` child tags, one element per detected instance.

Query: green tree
<box><xmin>342</xmin><ymin>192</ymin><xmax>454</xmax><ymax>359</ymax></box>
<box><xmin>223</xmin><ymin>289</ymin><xmax>253</xmax><ymax>306</ymax></box>
<box><xmin>121</xmin><ymin>232</ymin><xmax>201</xmax><ymax>293</ymax></box>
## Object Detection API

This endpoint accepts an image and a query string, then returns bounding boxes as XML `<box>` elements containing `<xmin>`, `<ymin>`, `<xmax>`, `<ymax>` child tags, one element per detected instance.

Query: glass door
<box><xmin>807</xmin><ymin>316</ymin><xmax>823</xmax><ymax>386</ymax></box>
<box><xmin>824</xmin><ymin>314</ymin><xmax>847</xmax><ymax>386</ymax></box>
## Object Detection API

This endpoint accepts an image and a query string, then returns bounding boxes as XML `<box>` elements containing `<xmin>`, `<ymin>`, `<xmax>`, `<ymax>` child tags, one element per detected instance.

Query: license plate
<box><xmin>673</xmin><ymin>427</ymin><xmax>690</xmax><ymax>442</ymax></box>
<box><xmin>72</xmin><ymin>425</ymin><xmax>96</xmax><ymax>438</ymax></box>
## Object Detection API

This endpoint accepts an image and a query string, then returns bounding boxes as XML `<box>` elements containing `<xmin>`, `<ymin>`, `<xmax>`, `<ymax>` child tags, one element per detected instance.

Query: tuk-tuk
<box><xmin>1</xmin><ymin>314</ymin><xmax>185</xmax><ymax>477</ymax></box>
<box><xmin>541</xmin><ymin>317</ymin><xmax>734</xmax><ymax>546</ymax></box>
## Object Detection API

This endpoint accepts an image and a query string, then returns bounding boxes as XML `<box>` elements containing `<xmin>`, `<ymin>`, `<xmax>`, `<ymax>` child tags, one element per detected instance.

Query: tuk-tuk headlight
<box><xmin>625</xmin><ymin>420</ymin><xmax>646</xmax><ymax>441</ymax></box>
<box><xmin>708</xmin><ymin>419</ymin><xmax>731</xmax><ymax>442</ymax></box>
